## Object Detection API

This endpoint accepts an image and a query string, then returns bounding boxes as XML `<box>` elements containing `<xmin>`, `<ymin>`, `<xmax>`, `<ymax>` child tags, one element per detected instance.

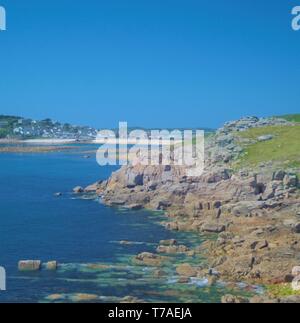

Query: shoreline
<box><xmin>88</xmin><ymin>116</ymin><xmax>300</xmax><ymax>303</ymax></box>
<box><xmin>92</xmin><ymin>138</ymin><xmax>183</xmax><ymax>145</ymax></box>
<box><xmin>0</xmin><ymin>145</ymin><xmax>77</xmax><ymax>153</ymax></box>
<box><xmin>82</xmin><ymin>189</ymin><xmax>264</xmax><ymax>302</ymax></box>
<box><xmin>0</xmin><ymin>138</ymin><xmax>183</xmax><ymax>146</ymax></box>
<box><xmin>23</xmin><ymin>139</ymin><xmax>78</xmax><ymax>144</ymax></box>
<box><xmin>94</xmin><ymin>182</ymin><xmax>299</xmax><ymax>303</ymax></box>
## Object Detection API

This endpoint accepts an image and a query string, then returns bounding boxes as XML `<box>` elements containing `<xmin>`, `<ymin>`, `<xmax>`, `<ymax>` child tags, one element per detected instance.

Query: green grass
<box><xmin>277</xmin><ymin>114</ymin><xmax>300</xmax><ymax>123</ymax></box>
<box><xmin>234</xmin><ymin>125</ymin><xmax>300</xmax><ymax>171</ymax></box>
<box><xmin>266</xmin><ymin>284</ymin><xmax>300</xmax><ymax>298</ymax></box>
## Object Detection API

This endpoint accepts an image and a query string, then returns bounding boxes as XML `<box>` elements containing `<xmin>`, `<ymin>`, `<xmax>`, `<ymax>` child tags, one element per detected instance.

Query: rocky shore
<box><xmin>84</xmin><ymin>116</ymin><xmax>300</xmax><ymax>303</ymax></box>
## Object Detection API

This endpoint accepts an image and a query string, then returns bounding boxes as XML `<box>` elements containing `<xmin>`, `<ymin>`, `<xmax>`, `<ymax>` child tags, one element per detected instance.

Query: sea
<box><xmin>0</xmin><ymin>144</ymin><xmax>261</xmax><ymax>303</ymax></box>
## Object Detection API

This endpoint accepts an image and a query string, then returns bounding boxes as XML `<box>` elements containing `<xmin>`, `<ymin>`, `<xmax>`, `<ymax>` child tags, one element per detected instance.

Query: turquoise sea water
<box><xmin>0</xmin><ymin>146</ymin><xmax>260</xmax><ymax>303</ymax></box>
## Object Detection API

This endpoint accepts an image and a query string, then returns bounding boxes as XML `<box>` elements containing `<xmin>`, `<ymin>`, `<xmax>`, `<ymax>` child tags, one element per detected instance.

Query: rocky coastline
<box><xmin>82</xmin><ymin>116</ymin><xmax>300</xmax><ymax>303</ymax></box>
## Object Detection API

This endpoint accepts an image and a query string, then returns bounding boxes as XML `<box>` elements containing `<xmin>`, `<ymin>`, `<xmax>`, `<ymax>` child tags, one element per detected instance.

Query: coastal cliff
<box><xmin>88</xmin><ymin>115</ymin><xmax>300</xmax><ymax>302</ymax></box>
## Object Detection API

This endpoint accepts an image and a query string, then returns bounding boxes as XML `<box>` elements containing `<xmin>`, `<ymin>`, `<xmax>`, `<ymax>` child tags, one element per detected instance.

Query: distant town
<box><xmin>0</xmin><ymin>115</ymin><xmax>215</xmax><ymax>141</ymax></box>
<box><xmin>0</xmin><ymin>115</ymin><xmax>98</xmax><ymax>140</ymax></box>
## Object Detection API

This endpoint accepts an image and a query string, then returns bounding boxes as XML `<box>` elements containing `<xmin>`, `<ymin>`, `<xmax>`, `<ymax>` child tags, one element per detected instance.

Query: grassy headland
<box><xmin>277</xmin><ymin>114</ymin><xmax>300</xmax><ymax>123</ymax></box>
<box><xmin>234</xmin><ymin>124</ymin><xmax>300</xmax><ymax>171</ymax></box>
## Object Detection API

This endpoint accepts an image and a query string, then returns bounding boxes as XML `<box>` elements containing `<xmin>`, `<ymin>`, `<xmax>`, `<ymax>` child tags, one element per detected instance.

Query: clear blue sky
<box><xmin>0</xmin><ymin>0</ymin><xmax>299</xmax><ymax>129</ymax></box>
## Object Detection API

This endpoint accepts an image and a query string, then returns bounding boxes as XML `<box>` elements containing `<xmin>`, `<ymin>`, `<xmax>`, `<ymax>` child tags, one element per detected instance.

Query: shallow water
<box><xmin>0</xmin><ymin>147</ymin><xmax>257</xmax><ymax>302</ymax></box>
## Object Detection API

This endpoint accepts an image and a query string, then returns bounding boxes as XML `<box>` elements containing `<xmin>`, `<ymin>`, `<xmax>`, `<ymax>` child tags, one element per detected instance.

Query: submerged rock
<box><xmin>120</xmin><ymin>296</ymin><xmax>144</xmax><ymax>303</ymax></box>
<box><xmin>159</xmin><ymin>239</ymin><xmax>177</xmax><ymax>246</ymax></box>
<box><xmin>46</xmin><ymin>294</ymin><xmax>65</xmax><ymax>301</ymax></box>
<box><xmin>153</xmin><ymin>269</ymin><xmax>167</xmax><ymax>278</ymax></box>
<box><xmin>156</xmin><ymin>245</ymin><xmax>189</xmax><ymax>254</ymax></box>
<box><xmin>134</xmin><ymin>252</ymin><xmax>165</xmax><ymax>266</ymax></box>
<box><xmin>70</xmin><ymin>293</ymin><xmax>99</xmax><ymax>302</ymax></box>
<box><xmin>178</xmin><ymin>277</ymin><xmax>190</xmax><ymax>283</ymax></box>
<box><xmin>221</xmin><ymin>294</ymin><xmax>249</xmax><ymax>303</ymax></box>
<box><xmin>207</xmin><ymin>276</ymin><xmax>218</xmax><ymax>286</ymax></box>
<box><xmin>120</xmin><ymin>240</ymin><xmax>134</xmax><ymax>245</ymax></box>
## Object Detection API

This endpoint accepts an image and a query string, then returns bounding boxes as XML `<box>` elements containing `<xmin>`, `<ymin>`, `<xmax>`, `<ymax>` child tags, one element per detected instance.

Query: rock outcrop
<box><xmin>88</xmin><ymin>116</ymin><xmax>300</xmax><ymax>300</ymax></box>
<box><xmin>73</xmin><ymin>186</ymin><xmax>84</xmax><ymax>194</ymax></box>
<box><xmin>18</xmin><ymin>260</ymin><xmax>41</xmax><ymax>271</ymax></box>
<box><xmin>45</xmin><ymin>261</ymin><xmax>57</xmax><ymax>271</ymax></box>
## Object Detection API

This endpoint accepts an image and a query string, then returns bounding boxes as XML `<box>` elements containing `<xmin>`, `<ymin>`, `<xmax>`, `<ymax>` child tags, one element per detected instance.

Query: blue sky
<box><xmin>0</xmin><ymin>0</ymin><xmax>299</xmax><ymax>129</ymax></box>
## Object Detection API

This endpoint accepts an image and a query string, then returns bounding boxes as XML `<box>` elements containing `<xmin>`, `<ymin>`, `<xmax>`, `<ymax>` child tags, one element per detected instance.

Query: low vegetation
<box><xmin>266</xmin><ymin>284</ymin><xmax>300</xmax><ymax>298</ymax></box>
<box><xmin>234</xmin><ymin>125</ymin><xmax>300</xmax><ymax>170</ymax></box>
<box><xmin>278</xmin><ymin>114</ymin><xmax>300</xmax><ymax>123</ymax></box>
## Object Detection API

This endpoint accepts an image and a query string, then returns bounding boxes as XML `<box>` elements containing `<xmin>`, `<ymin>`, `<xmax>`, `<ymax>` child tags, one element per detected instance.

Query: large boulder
<box><xmin>249</xmin><ymin>240</ymin><xmax>268</xmax><ymax>250</ymax></box>
<box><xmin>147</xmin><ymin>181</ymin><xmax>158</xmax><ymax>191</ymax></box>
<box><xmin>292</xmin><ymin>275</ymin><xmax>300</xmax><ymax>291</ymax></box>
<box><xmin>292</xmin><ymin>266</ymin><xmax>300</xmax><ymax>277</ymax></box>
<box><xmin>283</xmin><ymin>174</ymin><xmax>298</xmax><ymax>188</ymax></box>
<box><xmin>45</xmin><ymin>261</ymin><xmax>57</xmax><ymax>271</ymax></box>
<box><xmin>273</xmin><ymin>170</ymin><xmax>286</xmax><ymax>181</ymax></box>
<box><xmin>176</xmin><ymin>264</ymin><xmax>197</xmax><ymax>277</ymax></box>
<box><xmin>156</xmin><ymin>200</ymin><xmax>172</xmax><ymax>210</ymax></box>
<box><xmin>84</xmin><ymin>182</ymin><xmax>101</xmax><ymax>193</ymax></box>
<box><xmin>262</xmin><ymin>181</ymin><xmax>282</xmax><ymax>200</ymax></box>
<box><xmin>134</xmin><ymin>252</ymin><xmax>165</xmax><ymax>266</ymax></box>
<box><xmin>159</xmin><ymin>239</ymin><xmax>177</xmax><ymax>246</ymax></box>
<box><xmin>109</xmin><ymin>199</ymin><xmax>126</xmax><ymax>206</ymax></box>
<box><xmin>126</xmin><ymin>172</ymin><xmax>143</xmax><ymax>188</ymax></box>
<box><xmin>215</xmin><ymin>134</ymin><xmax>234</xmax><ymax>147</ymax></box>
<box><xmin>18</xmin><ymin>260</ymin><xmax>41</xmax><ymax>271</ymax></box>
<box><xmin>203</xmin><ymin>168</ymin><xmax>231</xmax><ymax>183</ymax></box>
<box><xmin>293</xmin><ymin>223</ymin><xmax>300</xmax><ymax>234</ymax></box>
<box><xmin>73</xmin><ymin>186</ymin><xmax>84</xmax><ymax>194</ymax></box>
<box><xmin>231</xmin><ymin>201</ymin><xmax>265</xmax><ymax>217</ymax></box>
<box><xmin>201</xmin><ymin>223</ymin><xmax>226</xmax><ymax>233</ymax></box>
<box><xmin>279</xmin><ymin>295</ymin><xmax>300</xmax><ymax>303</ymax></box>
<box><xmin>257</xmin><ymin>135</ymin><xmax>273</xmax><ymax>142</ymax></box>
